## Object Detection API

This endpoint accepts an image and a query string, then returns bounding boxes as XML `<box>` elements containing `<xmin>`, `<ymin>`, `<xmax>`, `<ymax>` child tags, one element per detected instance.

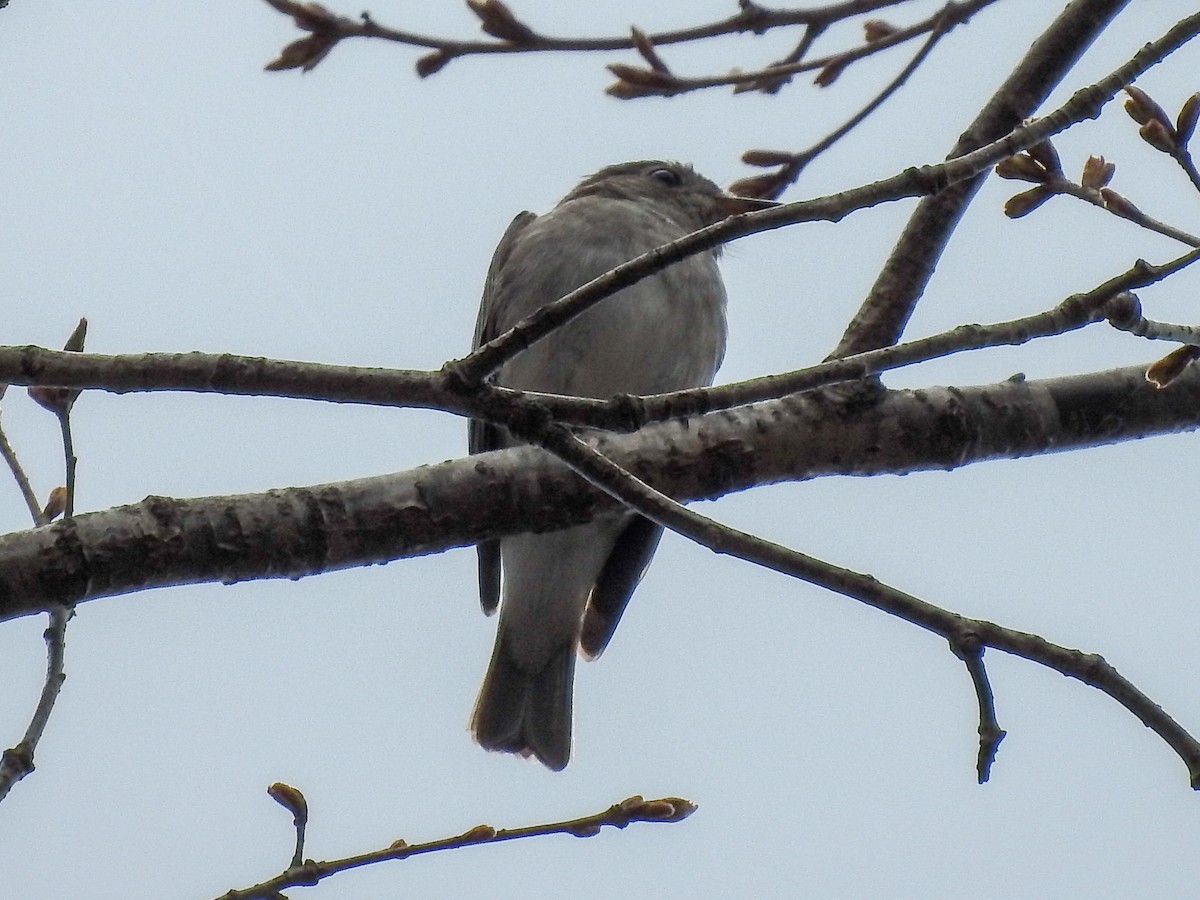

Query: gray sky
<box><xmin>3</xmin><ymin>1</ymin><xmax>1200</xmax><ymax>897</ymax></box>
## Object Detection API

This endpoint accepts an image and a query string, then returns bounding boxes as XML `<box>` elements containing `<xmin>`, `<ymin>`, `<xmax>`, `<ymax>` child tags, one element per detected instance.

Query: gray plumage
<box><xmin>469</xmin><ymin>160</ymin><xmax>772</xmax><ymax>770</ymax></box>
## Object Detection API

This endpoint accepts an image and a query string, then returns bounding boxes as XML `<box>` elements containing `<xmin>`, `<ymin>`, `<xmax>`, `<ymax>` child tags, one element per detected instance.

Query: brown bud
<box><xmin>994</xmin><ymin>154</ymin><xmax>1048</xmax><ymax>183</ymax></box>
<box><xmin>741</xmin><ymin>149</ymin><xmax>794</xmax><ymax>168</ymax></box>
<box><xmin>290</xmin><ymin>2</ymin><xmax>334</xmax><ymax>32</ymax></box>
<box><xmin>1146</xmin><ymin>345</ymin><xmax>1200</xmax><ymax>389</ymax></box>
<box><xmin>1080</xmin><ymin>155</ymin><xmax>1116</xmax><ymax>190</ymax></box>
<box><xmin>1003</xmin><ymin>186</ymin><xmax>1054</xmax><ymax>219</ymax></box>
<box><xmin>28</xmin><ymin>385</ymin><xmax>70</xmax><ymax>414</ymax></box>
<box><xmin>27</xmin><ymin>319</ymin><xmax>89</xmax><ymax>415</ymax></box>
<box><xmin>264</xmin><ymin>32</ymin><xmax>338</xmax><ymax>72</ymax></box>
<box><xmin>605</xmin><ymin>63</ymin><xmax>675</xmax><ymax>88</ymax></box>
<box><xmin>733</xmin><ymin>66</ymin><xmax>791</xmax><ymax>95</ymax></box>
<box><xmin>814</xmin><ymin>56</ymin><xmax>848</xmax><ymax>88</ymax></box>
<box><xmin>461</xmin><ymin>824</ymin><xmax>497</xmax><ymax>841</ymax></box>
<box><xmin>862</xmin><ymin>19</ymin><xmax>898</xmax><ymax>42</ymax></box>
<box><xmin>568</xmin><ymin>822</ymin><xmax>603</xmax><ymax>838</ymax></box>
<box><xmin>415</xmin><ymin>50</ymin><xmax>451</xmax><ymax>78</ymax></box>
<box><xmin>651</xmin><ymin>797</ymin><xmax>698</xmax><ymax>822</ymax></box>
<box><xmin>618</xmin><ymin>795</ymin><xmax>646</xmax><ymax>812</ymax></box>
<box><xmin>267</xmin><ymin>782</ymin><xmax>309</xmax><ymax>824</ymax></box>
<box><xmin>1124</xmin><ymin>86</ymin><xmax>1173</xmax><ymax>130</ymax></box>
<box><xmin>606</xmin><ymin>81</ymin><xmax>659</xmax><ymax>100</ymax></box>
<box><xmin>1026</xmin><ymin>140</ymin><xmax>1062</xmax><ymax>176</ymax></box>
<box><xmin>388</xmin><ymin>838</ymin><xmax>409</xmax><ymax>851</ymax></box>
<box><xmin>631</xmin><ymin>26</ymin><xmax>670</xmax><ymax>73</ymax></box>
<box><xmin>466</xmin><ymin>0</ymin><xmax>536</xmax><ymax>43</ymax></box>
<box><xmin>1099</xmin><ymin>187</ymin><xmax>1142</xmax><ymax>220</ymax></box>
<box><xmin>621</xmin><ymin>796</ymin><xmax>698</xmax><ymax>822</ymax></box>
<box><xmin>727</xmin><ymin>172</ymin><xmax>783</xmax><ymax>200</ymax></box>
<box><xmin>64</xmin><ymin>318</ymin><xmax>88</xmax><ymax>353</ymax></box>
<box><xmin>42</xmin><ymin>487</ymin><xmax>68</xmax><ymax>523</ymax></box>
<box><xmin>605</xmin><ymin>64</ymin><xmax>680</xmax><ymax>99</ymax></box>
<box><xmin>1176</xmin><ymin>92</ymin><xmax>1200</xmax><ymax>147</ymax></box>
<box><xmin>1139</xmin><ymin>119</ymin><xmax>1178</xmax><ymax>155</ymax></box>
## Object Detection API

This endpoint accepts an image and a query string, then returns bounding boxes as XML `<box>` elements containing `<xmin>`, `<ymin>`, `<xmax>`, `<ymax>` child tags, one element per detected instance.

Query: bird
<box><xmin>468</xmin><ymin>160</ymin><xmax>775</xmax><ymax>770</ymax></box>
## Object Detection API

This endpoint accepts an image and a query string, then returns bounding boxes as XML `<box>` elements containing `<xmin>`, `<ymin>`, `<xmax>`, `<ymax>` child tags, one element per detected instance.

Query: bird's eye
<box><xmin>649</xmin><ymin>167</ymin><xmax>683</xmax><ymax>187</ymax></box>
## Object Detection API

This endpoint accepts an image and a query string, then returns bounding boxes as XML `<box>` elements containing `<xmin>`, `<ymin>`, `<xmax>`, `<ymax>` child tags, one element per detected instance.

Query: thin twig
<box><xmin>0</xmin><ymin>409</ymin><xmax>42</xmax><ymax>525</ymax></box>
<box><xmin>0</xmin><ymin>605</ymin><xmax>71</xmax><ymax>802</ymax></box>
<box><xmin>56</xmin><ymin>412</ymin><xmax>76</xmax><ymax>519</ymax></box>
<box><xmin>261</xmin><ymin>0</ymin><xmax>915</xmax><ymax>76</ymax></box>
<box><xmin>613</xmin><ymin>0</ymin><xmax>997</xmax><ymax>99</ymax></box>
<box><xmin>951</xmin><ymin>636</ymin><xmax>1006</xmax><ymax>783</ymax></box>
<box><xmin>735</xmin><ymin>2</ymin><xmax>986</xmax><ymax>198</ymax></box>
<box><xmin>3</xmin><ymin>246</ymin><xmax>1198</xmax><ymax>441</ymax></box>
<box><xmin>217</xmin><ymin>794</ymin><xmax>695</xmax><ymax>900</ymax></box>
<box><xmin>1054</xmin><ymin>180</ymin><xmax>1200</xmax><ymax>247</ymax></box>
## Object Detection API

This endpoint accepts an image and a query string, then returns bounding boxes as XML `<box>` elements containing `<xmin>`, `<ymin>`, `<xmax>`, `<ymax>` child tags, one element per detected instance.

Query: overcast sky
<box><xmin>4</xmin><ymin>1</ymin><xmax>1200</xmax><ymax>898</ymax></box>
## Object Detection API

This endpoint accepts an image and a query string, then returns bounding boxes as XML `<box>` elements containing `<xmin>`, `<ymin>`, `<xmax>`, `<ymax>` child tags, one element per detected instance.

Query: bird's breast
<box><xmin>496</xmin><ymin>201</ymin><xmax>728</xmax><ymax>398</ymax></box>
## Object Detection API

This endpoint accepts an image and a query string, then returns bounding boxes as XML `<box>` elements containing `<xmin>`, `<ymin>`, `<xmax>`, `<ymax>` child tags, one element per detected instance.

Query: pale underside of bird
<box><xmin>468</xmin><ymin>160</ymin><xmax>774</xmax><ymax>770</ymax></box>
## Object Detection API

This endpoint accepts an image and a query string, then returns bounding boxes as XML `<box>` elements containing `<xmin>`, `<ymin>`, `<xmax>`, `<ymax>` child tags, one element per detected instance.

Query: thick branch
<box><xmin>1</xmin><ymin>362</ymin><xmax>1197</xmax><ymax>621</ymax></box>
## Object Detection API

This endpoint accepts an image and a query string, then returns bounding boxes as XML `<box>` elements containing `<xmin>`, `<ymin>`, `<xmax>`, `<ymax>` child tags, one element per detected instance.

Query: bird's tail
<box><xmin>471</xmin><ymin>637</ymin><xmax>575</xmax><ymax>772</ymax></box>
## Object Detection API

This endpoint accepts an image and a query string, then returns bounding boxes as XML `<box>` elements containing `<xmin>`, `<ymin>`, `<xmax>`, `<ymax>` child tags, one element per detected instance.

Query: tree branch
<box><xmin>5</xmin><ymin>244</ymin><xmax>1195</xmax><ymax>434</ymax></box>
<box><xmin>834</xmin><ymin>0</ymin><xmax>1138</xmax><ymax>356</ymax></box>
<box><xmin>218</xmin><ymin>793</ymin><xmax>694</xmax><ymax>900</ymax></box>
<box><xmin>731</xmin><ymin>2</ymin><xmax>970</xmax><ymax>197</ymax></box>
<box><xmin>0</xmin><ymin>605</ymin><xmax>71</xmax><ymax>801</ymax></box>
<box><xmin>260</xmin><ymin>0</ymin><xmax>918</xmax><ymax>77</ymax></box>
<box><xmin>606</xmin><ymin>0</ymin><xmax>999</xmax><ymax>100</ymax></box>
<box><xmin>2</xmin><ymin>362</ymin><xmax>1199</xmax><ymax>621</ymax></box>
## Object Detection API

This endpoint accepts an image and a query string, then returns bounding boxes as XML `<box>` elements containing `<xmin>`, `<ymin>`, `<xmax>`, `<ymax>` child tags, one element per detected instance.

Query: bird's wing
<box><xmin>579</xmin><ymin>515</ymin><xmax>665</xmax><ymax>659</ymax></box>
<box><xmin>470</xmin><ymin>210</ymin><xmax>537</xmax><ymax>615</ymax></box>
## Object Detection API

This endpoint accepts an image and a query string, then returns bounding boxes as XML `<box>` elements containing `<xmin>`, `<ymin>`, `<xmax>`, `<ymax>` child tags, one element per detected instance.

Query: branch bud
<box><xmin>727</xmin><ymin>172</ymin><xmax>783</xmax><ymax>200</ymax></box>
<box><xmin>461</xmin><ymin>824</ymin><xmax>497</xmax><ymax>840</ymax></box>
<box><xmin>416</xmin><ymin>49</ymin><xmax>451</xmax><ymax>78</ymax></box>
<box><xmin>466</xmin><ymin>0</ymin><xmax>537</xmax><ymax>43</ymax></box>
<box><xmin>741</xmin><ymin>149</ymin><xmax>795</xmax><ymax>168</ymax></box>
<box><xmin>1176</xmin><ymin>92</ymin><xmax>1200</xmax><ymax>148</ymax></box>
<box><xmin>994</xmin><ymin>153</ymin><xmax>1049</xmax><ymax>183</ymax></box>
<box><xmin>1025</xmin><ymin>140</ymin><xmax>1062</xmax><ymax>176</ymax></box>
<box><xmin>814</xmin><ymin>56</ymin><xmax>848</xmax><ymax>88</ymax></box>
<box><xmin>863</xmin><ymin>19</ymin><xmax>898</xmax><ymax>42</ymax></box>
<box><xmin>1139</xmin><ymin>119</ymin><xmax>1178</xmax><ymax>155</ymax></box>
<box><xmin>1124</xmin><ymin>85</ymin><xmax>1173</xmax><ymax>131</ymax></box>
<box><xmin>264</xmin><ymin>32</ymin><xmax>339</xmax><ymax>72</ymax></box>
<box><xmin>605</xmin><ymin>63</ymin><xmax>679</xmax><ymax>98</ymax></box>
<box><xmin>42</xmin><ymin>487</ymin><xmax>68</xmax><ymax>523</ymax></box>
<box><xmin>27</xmin><ymin>319</ymin><xmax>87</xmax><ymax>415</ymax></box>
<box><xmin>1146</xmin><ymin>345</ymin><xmax>1200</xmax><ymax>389</ymax></box>
<box><xmin>1003</xmin><ymin>186</ymin><xmax>1054</xmax><ymax>219</ymax></box>
<box><xmin>1099</xmin><ymin>187</ymin><xmax>1142</xmax><ymax>220</ymax></box>
<box><xmin>267</xmin><ymin>782</ymin><xmax>309</xmax><ymax>825</ymax></box>
<box><xmin>1080</xmin><ymin>155</ymin><xmax>1116</xmax><ymax>190</ymax></box>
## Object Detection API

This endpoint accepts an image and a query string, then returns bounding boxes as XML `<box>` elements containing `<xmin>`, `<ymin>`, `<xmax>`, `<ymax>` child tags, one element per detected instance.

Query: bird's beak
<box><xmin>718</xmin><ymin>194</ymin><xmax>780</xmax><ymax>216</ymax></box>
